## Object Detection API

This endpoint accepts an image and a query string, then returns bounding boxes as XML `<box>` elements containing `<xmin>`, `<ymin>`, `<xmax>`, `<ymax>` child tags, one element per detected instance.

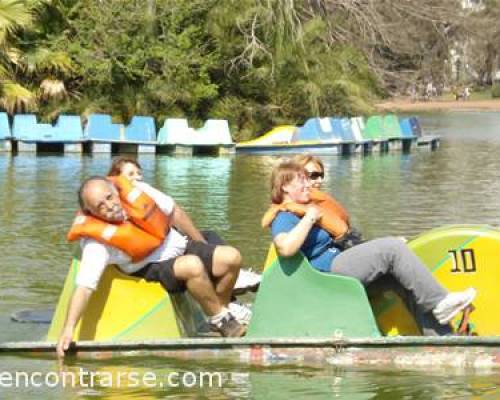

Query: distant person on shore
<box><xmin>409</xmin><ymin>84</ymin><xmax>418</xmax><ymax>103</ymax></box>
<box><xmin>463</xmin><ymin>86</ymin><xmax>470</xmax><ymax>101</ymax></box>
<box><xmin>426</xmin><ymin>82</ymin><xmax>434</xmax><ymax>100</ymax></box>
<box><xmin>454</xmin><ymin>86</ymin><xmax>470</xmax><ymax>101</ymax></box>
<box><xmin>263</xmin><ymin>159</ymin><xmax>477</xmax><ymax>336</ymax></box>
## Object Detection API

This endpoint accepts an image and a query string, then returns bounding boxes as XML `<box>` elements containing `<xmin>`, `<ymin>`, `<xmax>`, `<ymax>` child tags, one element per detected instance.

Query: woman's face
<box><xmin>303</xmin><ymin>161</ymin><xmax>324</xmax><ymax>189</ymax></box>
<box><xmin>283</xmin><ymin>172</ymin><xmax>311</xmax><ymax>204</ymax></box>
<box><xmin>120</xmin><ymin>162</ymin><xmax>143</xmax><ymax>182</ymax></box>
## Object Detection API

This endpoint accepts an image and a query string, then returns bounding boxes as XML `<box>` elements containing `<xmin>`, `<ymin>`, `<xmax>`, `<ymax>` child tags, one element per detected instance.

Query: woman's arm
<box><xmin>172</xmin><ymin>204</ymin><xmax>207</xmax><ymax>243</ymax></box>
<box><xmin>273</xmin><ymin>207</ymin><xmax>321</xmax><ymax>257</ymax></box>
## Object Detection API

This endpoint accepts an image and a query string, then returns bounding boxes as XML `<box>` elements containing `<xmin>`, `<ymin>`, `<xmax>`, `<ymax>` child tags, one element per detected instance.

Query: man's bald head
<box><xmin>78</xmin><ymin>176</ymin><xmax>110</xmax><ymax>211</ymax></box>
<box><xmin>78</xmin><ymin>176</ymin><xmax>125</xmax><ymax>222</ymax></box>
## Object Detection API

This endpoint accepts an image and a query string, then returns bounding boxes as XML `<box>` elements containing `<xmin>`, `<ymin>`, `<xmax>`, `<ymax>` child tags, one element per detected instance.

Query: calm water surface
<box><xmin>1</xmin><ymin>111</ymin><xmax>500</xmax><ymax>398</ymax></box>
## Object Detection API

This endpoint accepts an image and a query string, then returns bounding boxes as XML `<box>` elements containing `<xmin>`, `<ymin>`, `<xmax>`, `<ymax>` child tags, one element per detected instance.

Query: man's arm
<box><xmin>172</xmin><ymin>204</ymin><xmax>207</xmax><ymax>243</ymax></box>
<box><xmin>56</xmin><ymin>286</ymin><xmax>93</xmax><ymax>358</ymax></box>
<box><xmin>57</xmin><ymin>240</ymin><xmax>109</xmax><ymax>358</ymax></box>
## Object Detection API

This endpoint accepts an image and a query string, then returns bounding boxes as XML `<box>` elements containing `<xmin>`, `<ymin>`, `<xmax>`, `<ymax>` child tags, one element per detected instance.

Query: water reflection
<box><xmin>2</xmin><ymin>355</ymin><xmax>500</xmax><ymax>399</ymax></box>
<box><xmin>155</xmin><ymin>157</ymin><xmax>233</xmax><ymax>233</ymax></box>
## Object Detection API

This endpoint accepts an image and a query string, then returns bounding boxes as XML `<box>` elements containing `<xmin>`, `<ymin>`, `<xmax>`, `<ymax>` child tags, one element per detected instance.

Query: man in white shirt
<box><xmin>57</xmin><ymin>176</ymin><xmax>246</xmax><ymax>357</ymax></box>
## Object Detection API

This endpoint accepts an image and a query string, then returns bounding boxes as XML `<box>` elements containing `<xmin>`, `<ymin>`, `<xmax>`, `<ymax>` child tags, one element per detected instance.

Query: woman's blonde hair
<box><xmin>293</xmin><ymin>154</ymin><xmax>324</xmax><ymax>173</ymax></box>
<box><xmin>108</xmin><ymin>156</ymin><xmax>142</xmax><ymax>176</ymax></box>
<box><xmin>270</xmin><ymin>160</ymin><xmax>304</xmax><ymax>204</ymax></box>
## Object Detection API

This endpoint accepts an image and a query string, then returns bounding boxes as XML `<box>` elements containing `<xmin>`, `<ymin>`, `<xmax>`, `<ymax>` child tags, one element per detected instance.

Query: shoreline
<box><xmin>375</xmin><ymin>98</ymin><xmax>500</xmax><ymax>112</ymax></box>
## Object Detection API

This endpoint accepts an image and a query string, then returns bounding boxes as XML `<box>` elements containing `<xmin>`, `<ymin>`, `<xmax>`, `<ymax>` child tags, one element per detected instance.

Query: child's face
<box><xmin>121</xmin><ymin>162</ymin><xmax>143</xmax><ymax>182</ymax></box>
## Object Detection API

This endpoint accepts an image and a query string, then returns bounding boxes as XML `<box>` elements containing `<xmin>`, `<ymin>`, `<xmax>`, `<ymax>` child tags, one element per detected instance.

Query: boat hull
<box><xmin>235</xmin><ymin>142</ymin><xmax>347</xmax><ymax>155</ymax></box>
<box><xmin>3</xmin><ymin>337</ymin><xmax>500</xmax><ymax>369</ymax></box>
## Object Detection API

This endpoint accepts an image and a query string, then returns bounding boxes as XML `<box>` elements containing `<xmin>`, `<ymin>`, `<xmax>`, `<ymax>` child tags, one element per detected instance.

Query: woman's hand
<box><xmin>274</xmin><ymin>207</ymin><xmax>322</xmax><ymax>257</ymax></box>
<box><xmin>304</xmin><ymin>206</ymin><xmax>322</xmax><ymax>224</ymax></box>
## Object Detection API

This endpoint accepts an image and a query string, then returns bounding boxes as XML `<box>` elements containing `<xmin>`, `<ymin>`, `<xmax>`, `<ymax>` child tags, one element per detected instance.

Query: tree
<box><xmin>0</xmin><ymin>0</ymin><xmax>76</xmax><ymax>114</ymax></box>
<box><xmin>51</xmin><ymin>0</ymin><xmax>218</xmax><ymax>121</ymax></box>
<box><xmin>0</xmin><ymin>0</ymin><xmax>475</xmax><ymax>138</ymax></box>
<box><xmin>465</xmin><ymin>0</ymin><xmax>500</xmax><ymax>85</ymax></box>
<box><xmin>0</xmin><ymin>0</ymin><xmax>36</xmax><ymax>113</ymax></box>
<box><xmin>319</xmin><ymin>0</ymin><xmax>465</xmax><ymax>92</ymax></box>
<box><xmin>207</xmin><ymin>0</ymin><xmax>380</xmax><ymax>139</ymax></box>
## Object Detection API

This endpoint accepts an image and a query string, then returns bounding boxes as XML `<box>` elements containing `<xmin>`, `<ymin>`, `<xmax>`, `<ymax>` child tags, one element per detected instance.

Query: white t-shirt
<box><xmin>76</xmin><ymin>181</ymin><xmax>188</xmax><ymax>290</ymax></box>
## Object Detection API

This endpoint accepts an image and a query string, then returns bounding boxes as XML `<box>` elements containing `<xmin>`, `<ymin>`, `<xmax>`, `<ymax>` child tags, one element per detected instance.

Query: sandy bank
<box><xmin>376</xmin><ymin>98</ymin><xmax>500</xmax><ymax>112</ymax></box>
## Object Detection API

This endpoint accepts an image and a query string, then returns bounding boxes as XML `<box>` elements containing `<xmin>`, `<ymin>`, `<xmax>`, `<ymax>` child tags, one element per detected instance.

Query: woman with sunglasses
<box><xmin>294</xmin><ymin>154</ymin><xmax>326</xmax><ymax>190</ymax></box>
<box><xmin>293</xmin><ymin>154</ymin><xmax>364</xmax><ymax>249</ymax></box>
<box><xmin>264</xmin><ymin>159</ymin><xmax>476</xmax><ymax>335</ymax></box>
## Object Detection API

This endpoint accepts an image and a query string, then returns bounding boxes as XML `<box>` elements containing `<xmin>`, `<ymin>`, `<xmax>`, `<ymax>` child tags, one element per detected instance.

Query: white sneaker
<box><xmin>229</xmin><ymin>302</ymin><xmax>253</xmax><ymax>325</ymax></box>
<box><xmin>432</xmin><ymin>288</ymin><xmax>476</xmax><ymax>324</ymax></box>
<box><xmin>233</xmin><ymin>268</ymin><xmax>261</xmax><ymax>294</ymax></box>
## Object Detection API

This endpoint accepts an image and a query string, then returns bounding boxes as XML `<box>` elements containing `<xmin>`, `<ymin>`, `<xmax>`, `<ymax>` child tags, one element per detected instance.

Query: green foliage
<box><xmin>0</xmin><ymin>0</ymin><xmax>32</xmax><ymax>37</ymax></box>
<box><xmin>0</xmin><ymin>80</ymin><xmax>36</xmax><ymax>113</ymax></box>
<box><xmin>0</xmin><ymin>0</ymin><xmax>385</xmax><ymax>138</ymax></box>
<box><xmin>491</xmin><ymin>84</ymin><xmax>500</xmax><ymax>98</ymax></box>
<box><xmin>52</xmin><ymin>0</ymin><xmax>219</xmax><ymax>120</ymax></box>
<box><xmin>206</xmin><ymin>2</ymin><xmax>378</xmax><ymax>138</ymax></box>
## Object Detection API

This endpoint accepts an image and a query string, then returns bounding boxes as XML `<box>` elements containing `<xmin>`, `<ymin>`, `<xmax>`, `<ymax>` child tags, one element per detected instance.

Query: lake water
<box><xmin>1</xmin><ymin>111</ymin><xmax>500</xmax><ymax>398</ymax></box>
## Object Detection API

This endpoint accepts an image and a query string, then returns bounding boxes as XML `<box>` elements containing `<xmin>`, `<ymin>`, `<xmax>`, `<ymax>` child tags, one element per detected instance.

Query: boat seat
<box><xmin>47</xmin><ymin>258</ymin><xmax>205</xmax><ymax>341</ymax></box>
<box><xmin>246</xmin><ymin>245</ymin><xmax>381</xmax><ymax>338</ymax></box>
<box><xmin>84</xmin><ymin>114</ymin><xmax>121</xmax><ymax>141</ymax></box>
<box><xmin>0</xmin><ymin>112</ymin><xmax>10</xmax><ymax>139</ymax></box>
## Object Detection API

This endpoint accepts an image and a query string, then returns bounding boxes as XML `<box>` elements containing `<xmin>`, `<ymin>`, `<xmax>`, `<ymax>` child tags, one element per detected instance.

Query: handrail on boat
<box><xmin>3</xmin><ymin>336</ymin><xmax>500</xmax><ymax>354</ymax></box>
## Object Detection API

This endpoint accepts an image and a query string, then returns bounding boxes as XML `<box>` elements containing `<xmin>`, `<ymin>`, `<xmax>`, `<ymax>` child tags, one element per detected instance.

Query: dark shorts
<box><xmin>132</xmin><ymin>240</ymin><xmax>217</xmax><ymax>293</ymax></box>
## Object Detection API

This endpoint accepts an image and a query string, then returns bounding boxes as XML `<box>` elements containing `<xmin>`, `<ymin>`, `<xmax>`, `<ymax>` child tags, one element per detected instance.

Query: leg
<box><xmin>367</xmin><ymin>276</ymin><xmax>452</xmax><ymax>336</ymax></box>
<box><xmin>171</xmin><ymin>255</ymin><xmax>223</xmax><ymax>317</ymax></box>
<box><xmin>331</xmin><ymin>237</ymin><xmax>448</xmax><ymax>313</ymax></box>
<box><xmin>174</xmin><ymin>252</ymin><xmax>246</xmax><ymax>337</ymax></box>
<box><xmin>134</xmin><ymin>255</ymin><xmax>246</xmax><ymax>337</ymax></box>
<box><xmin>185</xmin><ymin>240</ymin><xmax>242</xmax><ymax>307</ymax></box>
<box><xmin>211</xmin><ymin>246</ymin><xmax>242</xmax><ymax>306</ymax></box>
<box><xmin>133</xmin><ymin>255</ymin><xmax>224</xmax><ymax>317</ymax></box>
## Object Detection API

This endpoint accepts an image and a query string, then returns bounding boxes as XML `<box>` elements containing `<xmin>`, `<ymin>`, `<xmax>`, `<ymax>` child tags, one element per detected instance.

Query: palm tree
<box><xmin>0</xmin><ymin>0</ymin><xmax>76</xmax><ymax>114</ymax></box>
<box><xmin>0</xmin><ymin>0</ymin><xmax>36</xmax><ymax>113</ymax></box>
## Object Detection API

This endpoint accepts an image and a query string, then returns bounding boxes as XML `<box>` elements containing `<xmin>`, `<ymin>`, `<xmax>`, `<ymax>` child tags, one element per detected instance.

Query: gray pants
<box><xmin>330</xmin><ymin>238</ymin><xmax>451</xmax><ymax>335</ymax></box>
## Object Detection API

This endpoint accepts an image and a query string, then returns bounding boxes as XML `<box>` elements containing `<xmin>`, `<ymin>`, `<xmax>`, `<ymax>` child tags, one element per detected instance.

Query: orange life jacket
<box><xmin>261</xmin><ymin>189</ymin><xmax>350</xmax><ymax>239</ymax></box>
<box><xmin>67</xmin><ymin>176</ymin><xmax>170</xmax><ymax>262</ymax></box>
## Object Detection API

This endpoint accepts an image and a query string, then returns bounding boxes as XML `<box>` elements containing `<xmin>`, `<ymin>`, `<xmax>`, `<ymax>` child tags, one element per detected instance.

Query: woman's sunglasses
<box><xmin>307</xmin><ymin>171</ymin><xmax>324</xmax><ymax>180</ymax></box>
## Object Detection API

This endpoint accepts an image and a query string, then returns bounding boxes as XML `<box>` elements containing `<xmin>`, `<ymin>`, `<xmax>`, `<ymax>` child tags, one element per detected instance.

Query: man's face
<box><xmin>82</xmin><ymin>180</ymin><xmax>125</xmax><ymax>223</ymax></box>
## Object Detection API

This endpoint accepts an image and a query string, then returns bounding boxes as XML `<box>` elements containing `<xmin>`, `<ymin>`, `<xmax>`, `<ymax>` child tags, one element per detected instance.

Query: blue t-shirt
<box><xmin>270</xmin><ymin>211</ymin><xmax>340</xmax><ymax>272</ymax></box>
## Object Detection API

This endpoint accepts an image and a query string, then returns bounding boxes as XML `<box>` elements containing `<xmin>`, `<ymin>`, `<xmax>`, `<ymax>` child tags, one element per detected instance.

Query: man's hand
<box><xmin>56</xmin><ymin>327</ymin><xmax>74</xmax><ymax>358</ymax></box>
<box><xmin>55</xmin><ymin>286</ymin><xmax>93</xmax><ymax>359</ymax></box>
